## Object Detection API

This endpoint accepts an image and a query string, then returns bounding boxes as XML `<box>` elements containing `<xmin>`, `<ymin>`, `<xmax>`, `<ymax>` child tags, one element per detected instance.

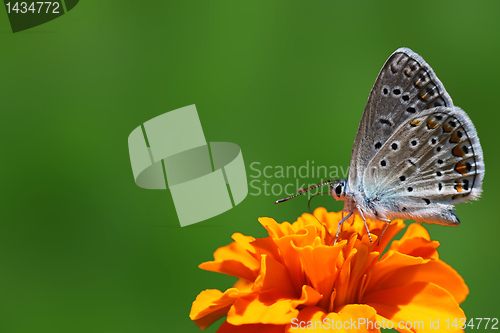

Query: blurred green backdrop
<box><xmin>0</xmin><ymin>1</ymin><xmax>498</xmax><ymax>332</ymax></box>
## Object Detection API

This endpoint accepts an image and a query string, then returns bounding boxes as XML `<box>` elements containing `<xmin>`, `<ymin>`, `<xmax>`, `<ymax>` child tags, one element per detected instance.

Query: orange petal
<box><xmin>375</xmin><ymin>259</ymin><xmax>469</xmax><ymax>304</ymax></box>
<box><xmin>388</xmin><ymin>223</ymin><xmax>440</xmax><ymax>260</ymax></box>
<box><xmin>363</xmin><ymin>281</ymin><xmax>466</xmax><ymax>333</ymax></box>
<box><xmin>199</xmin><ymin>240</ymin><xmax>260</xmax><ymax>281</ymax></box>
<box><xmin>245</xmin><ymin>236</ymin><xmax>282</xmax><ymax>264</ymax></box>
<box><xmin>217</xmin><ymin>321</ymin><xmax>285</xmax><ymax>333</ymax></box>
<box><xmin>370</xmin><ymin>219</ymin><xmax>407</xmax><ymax>253</ymax></box>
<box><xmin>190</xmin><ymin>288</ymin><xmax>252</xmax><ymax>330</ymax></box>
<box><xmin>227</xmin><ymin>285</ymin><xmax>322</xmax><ymax>326</ymax></box>
<box><xmin>367</xmin><ymin>251</ymin><xmax>428</xmax><ymax>292</ymax></box>
<box><xmin>292</xmin><ymin>241</ymin><xmax>344</xmax><ymax>309</ymax></box>
<box><xmin>401</xmin><ymin>222</ymin><xmax>432</xmax><ymax>241</ymax></box>
<box><xmin>285</xmin><ymin>304</ymin><xmax>379</xmax><ymax>332</ymax></box>
<box><xmin>271</xmin><ymin>226</ymin><xmax>321</xmax><ymax>291</ymax></box>
<box><xmin>253</xmin><ymin>254</ymin><xmax>297</xmax><ymax>297</ymax></box>
<box><xmin>259</xmin><ymin>217</ymin><xmax>294</xmax><ymax>239</ymax></box>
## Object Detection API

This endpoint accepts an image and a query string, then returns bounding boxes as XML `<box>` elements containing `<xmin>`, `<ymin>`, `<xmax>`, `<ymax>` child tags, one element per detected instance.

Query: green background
<box><xmin>0</xmin><ymin>1</ymin><xmax>498</xmax><ymax>332</ymax></box>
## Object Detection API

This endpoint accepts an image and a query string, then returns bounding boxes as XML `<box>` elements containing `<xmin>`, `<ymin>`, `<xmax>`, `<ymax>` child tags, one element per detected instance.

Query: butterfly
<box><xmin>276</xmin><ymin>47</ymin><xmax>485</xmax><ymax>243</ymax></box>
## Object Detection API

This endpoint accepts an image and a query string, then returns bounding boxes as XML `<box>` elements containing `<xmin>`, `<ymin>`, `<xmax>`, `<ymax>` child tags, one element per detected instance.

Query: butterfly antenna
<box><xmin>307</xmin><ymin>191</ymin><xmax>329</xmax><ymax>215</ymax></box>
<box><xmin>274</xmin><ymin>179</ymin><xmax>338</xmax><ymax>204</ymax></box>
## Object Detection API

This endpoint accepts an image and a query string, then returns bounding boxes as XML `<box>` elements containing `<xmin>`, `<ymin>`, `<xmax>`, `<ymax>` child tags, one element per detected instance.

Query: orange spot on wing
<box><xmin>452</xmin><ymin>145</ymin><xmax>466</xmax><ymax>157</ymax></box>
<box><xmin>450</xmin><ymin>131</ymin><xmax>462</xmax><ymax>143</ymax></box>
<box><xmin>410</xmin><ymin>119</ymin><xmax>423</xmax><ymax>127</ymax></box>
<box><xmin>427</xmin><ymin>119</ymin><xmax>439</xmax><ymax>129</ymax></box>
<box><xmin>454</xmin><ymin>181</ymin><xmax>463</xmax><ymax>193</ymax></box>
<box><xmin>419</xmin><ymin>90</ymin><xmax>429</xmax><ymax>101</ymax></box>
<box><xmin>443</xmin><ymin>123</ymin><xmax>453</xmax><ymax>133</ymax></box>
<box><xmin>455</xmin><ymin>161</ymin><xmax>471</xmax><ymax>175</ymax></box>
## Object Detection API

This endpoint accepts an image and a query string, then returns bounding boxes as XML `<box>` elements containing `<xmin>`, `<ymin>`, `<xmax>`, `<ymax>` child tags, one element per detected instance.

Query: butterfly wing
<box><xmin>361</xmin><ymin>106</ymin><xmax>484</xmax><ymax>225</ymax></box>
<box><xmin>348</xmin><ymin>48</ymin><xmax>454</xmax><ymax>193</ymax></box>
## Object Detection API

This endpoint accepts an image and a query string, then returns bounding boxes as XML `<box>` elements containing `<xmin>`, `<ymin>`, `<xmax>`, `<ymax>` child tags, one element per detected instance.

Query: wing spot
<box><xmin>380</xmin><ymin>159</ymin><xmax>388</xmax><ymax>168</ymax></box>
<box><xmin>399</xmin><ymin>175</ymin><xmax>406</xmax><ymax>181</ymax></box>
<box><xmin>436</xmin><ymin>171</ymin><xmax>442</xmax><ymax>177</ymax></box>
<box><xmin>433</xmin><ymin>98</ymin><xmax>445</xmax><ymax>107</ymax></box>
<box><xmin>443</xmin><ymin>123</ymin><xmax>453</xmax><ymax>133</ymax></box>
<box><xmin>436</xmin><ymin>146</ymin><xmax>442</xmax><ymax>152</ymax></box>
<box><xmin>450</xmin><ymin>130</ymin><xmax>462</xmax><ymax>143</ymax></box>
<box><xmin>438</xmin><ymin>183</ymin><xmax>443</xmax><ymax>191</ymax></box>
<box><xmin>463</xmin><ymin>179</ymin><xmax>470</xmax><ymax>191</ymax></box>
<box><xmin>437</xmin><ymin>159</ymin><xmax>444</xmax><ymax>165</ymax></box>
<box><xmin>407</xmin><ymin>187</ymin><xmax>413</xmax><ymax>192</ymax></box>
<box><xmin>382</xmin><ymin>86</ymin><xmax>389</xmax><ymax>96</ymax></box>
<box><xmin>402</xmin><ymin>93</ymin><xmax>410</xmax><ymax>102</ymax></box>
<box><xmin>402</xmin><ymin>207</ymin><xmax>407</xmax><ymax>211</ymax></box>
<box><xmin>418</xmin><ymin>84</ymin><xmax>437</xmax><ymax>103</ymax></box>
<box><xmin>406</xmin><ymin>106</ymin><xmax>417</xmax><ymax>114</ymax></box>
<box><xmin>414</xmin><ymin>71</ymin><xmax>429</xmax><ymax>88</ymax></box>
<box><xmin>452</xmin><ymin>145</ymin><xmax>466</xmax><ymax>157</ymax></box>
<box><xmin>391</xmin><ymin>142</ymin><xmax>398</xmax><ymax>150</ymax></box>
<box><xmin>429</xmin><ymin>137</ymin><xmax>437</xmax><ymax>145</ymax></box>
<box><xmin>455</xmin><ymin>161</ymin><xmax>472</xmax><ymax>175</ymax></box>
<box><xmin>427</xmin><ymin>119</ymin><xmax>439</xmax><ymax>129</ymax></box>
<box><xmin>410</xmin><ymin>138</ymin><xmax>419</xmax><ymax>148</ymax></box>
<box><xmin>393</xmin><ymin>87</ymin><xmax>401</xmax><ymax>96</ymax></box>
<box><xmin>374</xmin><ymin>142</ymin><xmax>382</xmax><ymax>150</ymax></box>
<box><xmin>410</xmin><ymin>119</ymin><xmax>423</xmax><ymax>127</ymax></box>
<box><xmin>379</xmin><ymin>118</ymin><xmax>393</xmax><ymax>127</ymax></box>
<box><xmin>423</xmin><ymin>198</ymin><xmax>430</xmax><ymax>205</ymax></box>
<box><xmin>454</xmin><ymin>181</ymin><xmax>464</xmax><ymax>193</ymax></box>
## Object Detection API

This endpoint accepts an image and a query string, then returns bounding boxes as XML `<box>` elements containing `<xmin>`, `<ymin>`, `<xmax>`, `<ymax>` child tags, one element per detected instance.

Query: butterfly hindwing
<box><xmin>361</xmin><ymin>106</ymin><xmax>484</xmax><ymax>225</ymax></box>
<box><xmin>348</xmin><ymin>48</ymin><xmax>454</xmax><ymax>192</ymax></box>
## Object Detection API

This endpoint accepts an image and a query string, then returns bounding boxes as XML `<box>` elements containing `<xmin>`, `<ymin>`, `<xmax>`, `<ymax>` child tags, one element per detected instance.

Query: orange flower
<box><xmin>190</xmin><ymin>208</ymin><xmax>469</xmax><ymax>332</ymax></box>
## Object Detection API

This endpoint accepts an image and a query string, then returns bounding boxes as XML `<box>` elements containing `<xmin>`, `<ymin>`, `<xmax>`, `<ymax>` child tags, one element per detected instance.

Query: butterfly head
<box><xmin>331</xmin><ymin>179</ymin><xmax>348</xmax><ymax>201</ymax></box>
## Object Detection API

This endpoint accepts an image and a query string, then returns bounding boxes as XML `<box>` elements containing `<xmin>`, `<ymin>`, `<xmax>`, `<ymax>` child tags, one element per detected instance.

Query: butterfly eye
<box><xmin>335</xmin><ymin>184</ymin><xmax>343</xmax><ymax>197</ymax></box>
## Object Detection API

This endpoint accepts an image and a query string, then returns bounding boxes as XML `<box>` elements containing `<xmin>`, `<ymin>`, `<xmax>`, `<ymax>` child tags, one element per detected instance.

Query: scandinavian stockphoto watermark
<box><xmin>249</xmin><ymin>161</ymin><xmax>349</xmax><ymax>198</ymax></box>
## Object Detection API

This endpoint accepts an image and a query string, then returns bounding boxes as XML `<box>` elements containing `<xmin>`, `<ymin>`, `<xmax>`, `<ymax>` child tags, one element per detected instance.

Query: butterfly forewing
<box><xmin>348</xmin><ymin>48</ymin><xmax>454</xmax><ymax>192</ymax></box>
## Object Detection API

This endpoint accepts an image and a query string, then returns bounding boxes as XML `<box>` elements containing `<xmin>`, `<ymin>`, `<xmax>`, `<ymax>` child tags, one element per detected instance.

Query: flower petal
<box><xmin>199</xmin><ymin>240</ymin><xmax>260</xmax><ymax>281</ymax></box>
<box><xmin>190</xmin><ymin>288</ymin><xmax>252</xmax><ymax>330</ymax></box>
<box><xmin>271</xmin><ymin>225</ymin><xmax>320</xmax><ymax>291</ymax></box>
<box><xmin>375</xmin><ymin>259</ymin><xmax>469</xmax><ymax>304</ymax></box>
<box><xmin>363</xmin><ymin>281</ymin><xmax>466</xmax><ymax>333</ymax></box>
<box><xmin>227</xmin><ymin>285</ymin><xmax>322</xmax><ymax>326</ymax></box>
<box><xmin>259</xmin><ymin>217</ymin><xmax>294</xmax><ymax>239</ymax></box>
<box><xmin>293</xmin><ymin>241</ymin><xmax>344</xmax><ymax>309</ymax></box>
<box><xmin>388</xmin><ymin>223</ymin><xmax>440</xmax><ymax>260</ymax></box>
<box><xmin>367</xmin><ymin>251</ymin><xmax>428</xmax><ymax>292</ymax></box>
<box><xmin>253</xmin><ymin>254</ymin><xmax>297</xmax><ymax>297</ymax></box>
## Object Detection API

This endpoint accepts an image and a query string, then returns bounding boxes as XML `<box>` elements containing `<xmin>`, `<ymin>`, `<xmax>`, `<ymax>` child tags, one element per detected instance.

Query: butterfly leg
<box><xmin>378</xmin><ymin>218</ymin><xmax>392</xmax><ymax>245</ymax></box>
<box><xmin>334</xmin><ymin>210</ymin><xmax>353</xmax><ymax>244</ymax></box>
<box><xmin>356</xmin><ymin>205</ymin><xmax>373</xmax><ymax>243</ymax></box>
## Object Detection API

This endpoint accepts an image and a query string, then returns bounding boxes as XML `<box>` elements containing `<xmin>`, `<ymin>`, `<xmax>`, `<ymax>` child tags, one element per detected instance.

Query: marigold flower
<box><xmin>190</xmin><ymin>208</ymin><xmax>468</xmax><ymax>332</ymax></box>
